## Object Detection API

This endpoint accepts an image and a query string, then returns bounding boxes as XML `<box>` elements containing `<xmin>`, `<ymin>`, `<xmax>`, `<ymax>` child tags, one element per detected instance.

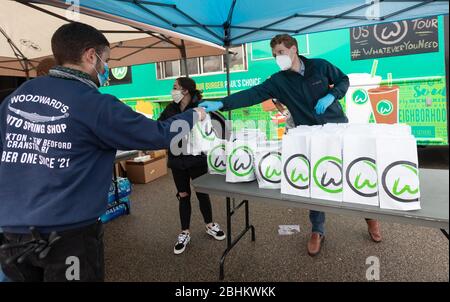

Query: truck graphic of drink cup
<box><xmin>368</xmin><ymin>85</ymin><xmax>400</xmax><ymax>124</ymax></box>
<box><xmin>345</xmin><ymin>73</ymin><xmax>382</xmax><ymax>123</ymax></box>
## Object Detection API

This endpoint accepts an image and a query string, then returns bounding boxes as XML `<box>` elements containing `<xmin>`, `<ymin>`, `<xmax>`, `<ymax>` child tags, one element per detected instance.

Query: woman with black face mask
<box><xmin>158</xmin><ymin>77</ymin><xmax>225</xmax><ymax>255</ymax></box>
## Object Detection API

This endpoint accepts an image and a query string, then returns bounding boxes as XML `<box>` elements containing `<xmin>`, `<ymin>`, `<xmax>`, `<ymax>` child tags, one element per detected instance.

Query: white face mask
<box><xmin>276</xmin><ymin>54</ymin><xmax>292</xmax><ymax>71</ymax></box>
<box><xmin>171</xmin><ymin>89</ymin><xmax>185</xmax><ymax>104</ymax></box>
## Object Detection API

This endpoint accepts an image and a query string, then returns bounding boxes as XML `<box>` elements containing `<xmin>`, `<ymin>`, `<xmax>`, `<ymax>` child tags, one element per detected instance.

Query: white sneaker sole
<box><xmin>206</xmin><ymin>229</ymin><xmax>226</xmax><ymax>241</ymax></box>
<box><xmin>174</xmin><ymin>239</ymin><xmax>190</xmax><ymax>255</ymax></box>
<box><xmin>174</xmin><ymin>245</ymin><xmax>186</xmax><ymax>255</ymax></box>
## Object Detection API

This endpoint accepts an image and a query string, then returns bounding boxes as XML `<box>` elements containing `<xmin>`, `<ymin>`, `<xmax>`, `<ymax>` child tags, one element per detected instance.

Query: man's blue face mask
<box><xmin>94</xmin><ymin>53</ymin><xmax>109</xmax><ymax>87</ymax></box>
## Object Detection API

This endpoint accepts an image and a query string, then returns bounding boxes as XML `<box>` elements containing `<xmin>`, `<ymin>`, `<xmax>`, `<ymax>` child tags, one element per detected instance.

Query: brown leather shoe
<box><xmin>307</xmin><ymin>232</ymin><xmax>325</xmax><ymax>257</ymax></box>
<box><xmin>366</xmin><ymin>219</ymin><xmax>382</xmax><ymax>243</ymax></box>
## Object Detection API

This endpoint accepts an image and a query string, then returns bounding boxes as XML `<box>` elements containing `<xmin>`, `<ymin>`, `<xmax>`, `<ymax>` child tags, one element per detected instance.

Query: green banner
<box><xmin>102</xmin><ymin>16</ymin><xmax>448</xmax><ymax>145</ymax></box>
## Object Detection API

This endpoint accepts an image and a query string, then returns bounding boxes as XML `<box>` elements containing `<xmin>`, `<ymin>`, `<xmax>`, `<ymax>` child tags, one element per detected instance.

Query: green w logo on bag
<box><xmin>283</xmin><ymin>154</ymin><xmax>310</xmax><ymax>190</ymax></box>
<box><xmin>208</xmin><ymin>144</ymin><xmax>226</xmax><ymax>173</ymax></box>
<box><xmin>195</xmin><ymin>121</ymin><xmax>215</xmax><ymax>141</ymax></box>
<box><xmin>381</xmin><ymin>161</ymin><xmax>420</xmax><ymax>202</ymax></box>
<box><xmin>228</xmin><ymin>145</ymin><xmax>254</xmax><ymax>177</ymax></box>
<box><xmin>313</xmin><ymin>156</ymin><xmax>343</xmax><ymax>194</ymax></box>
<box><xmin>346</xmin><ymin>157</ymin><xmax>378</xmax><ymax>197</ymax></box>
<box><xmin>258</xmin><ymin>152</ymin><xmax>282</xmax><ymax>183</ymax></box>
<box><xmin>290</xmin><ymin>169</ymin><xmax>309</xmax><ymax>183</ymax></box>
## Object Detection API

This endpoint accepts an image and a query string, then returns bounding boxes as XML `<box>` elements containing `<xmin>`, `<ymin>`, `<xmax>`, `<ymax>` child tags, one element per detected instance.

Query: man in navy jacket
<box><xmin>200</xmin><ymin>34</ymin><xmax>382</xmax><ymax>257</ymax></box>
<box><xmin>0</xmin><ymin>22</ymin><xmax>205</xmax><ymax>282</ymax></box>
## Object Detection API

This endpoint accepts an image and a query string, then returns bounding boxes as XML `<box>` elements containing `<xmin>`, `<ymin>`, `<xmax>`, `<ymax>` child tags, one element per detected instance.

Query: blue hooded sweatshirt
<box><xmin>0</xmin><ymin>74</ymin><xmax>197</xmax><ymax>233</ymax></box>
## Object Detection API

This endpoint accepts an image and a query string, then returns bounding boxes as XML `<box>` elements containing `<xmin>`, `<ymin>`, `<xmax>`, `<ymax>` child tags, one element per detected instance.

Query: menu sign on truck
<box><xmin>350</xmin><ymin>17</ymin><xmax>439</xmax><ymax>61</ymax></box>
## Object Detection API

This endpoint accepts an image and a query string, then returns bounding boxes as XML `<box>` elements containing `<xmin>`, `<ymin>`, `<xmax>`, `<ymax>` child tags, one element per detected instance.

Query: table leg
<box><xmin>245</xmin><ymin>199</ymin><xmax>255</xmax><ymax>241</ymax></box>
<box><xmin>219</xmin><ymin>198</ymin><xmax>256</xmax><ymax>280</ymax></box>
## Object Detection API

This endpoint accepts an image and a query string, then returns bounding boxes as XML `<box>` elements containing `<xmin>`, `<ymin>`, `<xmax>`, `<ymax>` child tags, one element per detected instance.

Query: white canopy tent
<box><xmin>0</xmin><ymin>0</ymin><xmax>225</xmax><ymax>78</ymax></box>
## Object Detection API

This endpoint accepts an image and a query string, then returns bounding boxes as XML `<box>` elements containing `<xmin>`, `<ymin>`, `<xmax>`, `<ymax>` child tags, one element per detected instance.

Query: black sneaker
<box><xmin>206</xmin><ymin>223</ymin><xmax>226</xmax><ymax>241</ymax></box>
<box><xmin>174</xmin><ymin>232</ymin><xmax>191</xmax><ymax>255</ymax></box>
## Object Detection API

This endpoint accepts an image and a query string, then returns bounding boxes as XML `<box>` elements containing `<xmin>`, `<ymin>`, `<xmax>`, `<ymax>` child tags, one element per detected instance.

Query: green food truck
<box><xmin>101</xmin><ymin>15</ymin><xmax>449</xmax><ymax>146</ymax></box>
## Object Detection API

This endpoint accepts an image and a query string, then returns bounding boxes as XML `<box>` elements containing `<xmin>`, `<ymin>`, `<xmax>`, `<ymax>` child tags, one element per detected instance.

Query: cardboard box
<box><xmin>126</xmin><ymin>156</ymin><xmax>167</xmax><ymax>184</ymax></box>
<box><xmin>148</xmin><ymin>149</ymin><xmax>167</xmax><ymax>159</ymax></box>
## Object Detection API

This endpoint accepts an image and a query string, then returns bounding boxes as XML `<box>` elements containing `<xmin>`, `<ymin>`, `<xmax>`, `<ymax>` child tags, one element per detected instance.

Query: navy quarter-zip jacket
<box><xmin>221</xmin><ymin>55</ymin><xmax>349</xmax><ymax>125</ymax></box>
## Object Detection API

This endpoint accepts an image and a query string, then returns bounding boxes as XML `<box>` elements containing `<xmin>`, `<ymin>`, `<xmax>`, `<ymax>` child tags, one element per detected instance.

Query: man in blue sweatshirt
<box><xmin>0</xmin><ymin>22</ymin><xmax>205</xmax><ymax>282</ymax></box>
<box><xmin>200</xmin><ymin>34</ymin><xmax>382</xmax><ymax>257</ymax></box>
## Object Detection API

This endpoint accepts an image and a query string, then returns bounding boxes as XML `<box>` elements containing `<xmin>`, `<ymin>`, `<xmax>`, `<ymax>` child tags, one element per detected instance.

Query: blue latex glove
<box><xmin>314</xmin><ymin>93</ymin><xmax>335</xmax><ymax>115</ymax></box>
<box><xmin>199</xmin><ymin>101</ymin><xmax>223</xmax><ymax>112</ymax></box>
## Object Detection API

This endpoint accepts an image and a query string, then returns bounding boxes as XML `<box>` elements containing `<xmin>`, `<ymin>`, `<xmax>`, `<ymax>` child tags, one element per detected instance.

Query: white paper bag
<box><xmin>372</xmin><ymin>123</ymin><xmax>411</xmax><ymax>137</ymax></box>
<box><xmin>344</xmin><ymin>124</ymin><xmax>376</xmax><ymax>136</ymax></box>
<box><xmin>288</xmin><ymin>125</ymin><xmax>322</xmax><ymax>135</ymax></box>
<box><xmin>343</xmin><ymin>135</ymin><xmax>379</xmax><ymax>206</ymax></box>
<box><xmin>188</xmin><ymin>114</ymin><xmax>216</xmax><ymax>155</ymax></box>
<box><xmin>185</xmin><ymin>132</ymin><xmax>201</xmax><ymax>156</ymax></box>
<box><xmin>310</xmin><ymin>134</ymin><xmax>343</xmax><ymax>202</ymax></box>
<box><xmin>281</xmin><ymin>133</ymin><xmax>311</xmax><ymax>197</ymax></box>
<box><xmin>230</xmin><ymin>128</ymin><xmax>266</xmax><ymax>144</ymax></box>
<box><xmin>207</xmin><ymin>138</ymin><xmax>227</xmax><ymax>175</ymax></box>
<box><xmin>322</xmin><ymin>123</ymin><xmax>349</xmax><ymax>133</ymax></box>
<box><xmin>376</xmin><ymin>136</ymin><xmax>420</xmax><ymax>211</ymax></box>
<box><xmin>226</xmin><ymin>138</ymin><xmax>257</xmax><ymax>183</ymax></box>
<box><xmin>254</xmin><ymin>141</ymin><xmax>282</xmax><ymax>189</ymax></box>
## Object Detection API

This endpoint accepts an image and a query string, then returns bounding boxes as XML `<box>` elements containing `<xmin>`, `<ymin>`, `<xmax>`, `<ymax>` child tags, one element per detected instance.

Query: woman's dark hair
<box><xmin>51</xmin><ymin>22</ymin><xmax>110</xmax><ymax>65</ymax></box>
<box><xmin>176</xmin><ymin>77</ymin><xmax>202</xmax><ymax>102</ymax></box>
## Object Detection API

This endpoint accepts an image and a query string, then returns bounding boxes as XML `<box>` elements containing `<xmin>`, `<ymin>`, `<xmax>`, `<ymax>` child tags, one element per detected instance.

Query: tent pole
<box><xmin>225</xmin><ymin>46</ymin><xmax>231</xmax><ymax>97</ymax></box>
<box><xmin>24</xmin><ymin>59</ymin><xmax>30</xmax><ymax>80</ymax></box>
<box><xmin>0</xmin><ymin>26</ymin><xmax>32</xmax><ymax>78</ymax></box>
<box><xmin>224</xmin><ymin>41</ymin><xmax>231</xmax><ymax>121</ymax></box>
<box><xmin>224</xmin><ymin>0</ymin><xmax>237</xmax><ymax>122</ymax></box>
<box><xmin>180</xmin><ymin>40</ymin><xmax>189</xmax><ymax>77</ymax></box>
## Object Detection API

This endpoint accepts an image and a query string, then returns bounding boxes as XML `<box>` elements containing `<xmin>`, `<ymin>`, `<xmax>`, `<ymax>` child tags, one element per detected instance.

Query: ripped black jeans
<box><xmin>171</xmin><ymin>162</ymin><xmax>213</xmax><ymax>231</ymax></box>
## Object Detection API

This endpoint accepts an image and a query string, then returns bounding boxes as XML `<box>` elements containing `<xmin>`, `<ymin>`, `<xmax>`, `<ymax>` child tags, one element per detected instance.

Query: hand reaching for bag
<box><xmin>194</xmin><ymin>107</ymin><xmax>206</xmax><ymax>121</ymax></box>
<box><xmin>198</xmin><ymin>101</ymin><xmax>223</xmax><ymax>112</ymax></box>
